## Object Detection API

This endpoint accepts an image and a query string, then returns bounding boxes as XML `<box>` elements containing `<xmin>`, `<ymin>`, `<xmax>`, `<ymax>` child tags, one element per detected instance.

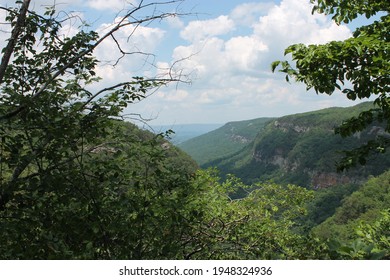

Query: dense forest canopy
<box><xmin>0</xmin><ymin>0</ymin><xmax>388</xmax><ymax>260</ymax></box>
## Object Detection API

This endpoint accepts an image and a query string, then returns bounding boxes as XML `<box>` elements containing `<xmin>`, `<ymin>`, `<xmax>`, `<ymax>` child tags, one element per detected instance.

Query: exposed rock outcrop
<box><xmin>230</xmin><ymin>134</ymin><xmax>251</xmax><ymax>144</ymax></box>
<box><xmin>311</xmin><ymin>172</ymin><xmax>354</xmax><ymax>189</ymax></box>
<box><xmin>274</xmin><ymin>120</ymin><xmax>310</xmax><ymax>133</ymax></box>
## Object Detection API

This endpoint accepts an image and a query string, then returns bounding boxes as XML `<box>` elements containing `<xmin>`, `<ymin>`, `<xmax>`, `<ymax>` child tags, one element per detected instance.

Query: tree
<box><xmin>272</xmin><ymin>0</ymin><xmax>390</xmax><ymax>170</ymax></box>
<box><xmin>0</xmin><ymin>0</ymin><xmax>200</xmax><ymax>259</ymax></box>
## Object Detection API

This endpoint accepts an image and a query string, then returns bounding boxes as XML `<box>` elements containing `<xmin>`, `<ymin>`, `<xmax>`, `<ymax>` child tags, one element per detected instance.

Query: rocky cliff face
<box><xmin>230</xmin><ymin>134</ymin><xmax>251</xmax><ymax>144</ymax></box>
<box><xmin>213</xmin><ymin>103</ymin><xmax>390</xmax><ymax>187</ymax></box>
<box><xmin>273</xmin><ymin>120</ymin><xmax>311</xmax><ymax>133</ymax></box>
<box><xmin>253</xmin><ymin>148</ymin><xmax>358</xmax><ymax>188</ymax></box>
<box><xmin>310</xmin><ymin>172</ymin><xmax>355</xmax><ymax>189</ymax></box>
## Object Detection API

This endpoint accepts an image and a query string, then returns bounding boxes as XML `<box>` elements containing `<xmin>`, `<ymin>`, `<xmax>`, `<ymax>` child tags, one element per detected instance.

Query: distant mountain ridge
<box><xmin>182</xmin><ymin>102</ymin><xmax>390</xmax><ymax>188</ymax></box>
<box><xmin>148</xmin><ymin>123</ymin><xmax>223</xmax><ymax>144</ymax></box>
<box><xmin>179</xmin><ymin>118</ymin><xmax>274</xmax><ymax>165</ymax></box>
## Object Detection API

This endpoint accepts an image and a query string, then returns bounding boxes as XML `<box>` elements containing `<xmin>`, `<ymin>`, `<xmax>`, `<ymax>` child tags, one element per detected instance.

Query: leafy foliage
<box><xmin>325</xmin><ymin>209</ymin><xmax>390</xmax><ymax>260</ymax></box>
<box><xmin>0</xmin><ymin>1</ymin><xmax>320</xmax><ymax>260</ymax></box>
<box><xmin>178</xmin><ymin>170</ymin><xmax>318</xmax><ymax>259</ymax></box>
<box><xmin>0</xmin><ymin>122</ymin><xmax>199</xmax><ymax>259</ymax></box>
<box><xmin>272</xmin><ymin>0</ymin><xmax>390</xmax><ymax>170</ymax></box>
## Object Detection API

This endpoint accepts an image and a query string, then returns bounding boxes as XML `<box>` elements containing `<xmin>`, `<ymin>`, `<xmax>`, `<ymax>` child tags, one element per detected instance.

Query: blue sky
<box><xmin>1</xmin><ymin>0</ymin><xmax>379</xmax><ymax>125</ymax></box>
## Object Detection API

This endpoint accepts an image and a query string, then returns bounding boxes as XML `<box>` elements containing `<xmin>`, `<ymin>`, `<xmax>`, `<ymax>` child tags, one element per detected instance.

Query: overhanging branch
<box><xmin>0</xmin><ymin>0</ymin><xmax>188</xmax><ymax>121</ymax></box>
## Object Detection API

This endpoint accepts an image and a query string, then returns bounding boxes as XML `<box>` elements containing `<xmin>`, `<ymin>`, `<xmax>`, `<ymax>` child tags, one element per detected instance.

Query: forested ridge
<box><xmin>179</xmin><ymin>117</ymin><xmax>274</xmax><ymax>165</ymax></box>
<box><xmin>0</xmin><ymin>0</ymin><xmax>389</xmax><ymax>259</ymax></box>
<box><xmin>198</xmin><ymin>102</ymin><xmax>390</xmax><ymax>187</ymax></box>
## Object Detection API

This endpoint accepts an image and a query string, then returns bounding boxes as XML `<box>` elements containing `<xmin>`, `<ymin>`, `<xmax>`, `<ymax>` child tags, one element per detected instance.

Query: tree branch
<box><xmin>0</xmin><ymin>0</ymin><xmax>31</xmax><ymax>85</ymax></box>
<box><xmin>0</xmin><ymin>1</ymin><xmax>187</xmax><ymax>121</ymax></box>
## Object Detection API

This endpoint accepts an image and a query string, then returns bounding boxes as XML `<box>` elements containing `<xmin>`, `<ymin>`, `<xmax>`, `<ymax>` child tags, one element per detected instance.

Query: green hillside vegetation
<box><xmin>298</xmin><ymin>183</ymin><xmax>361</xmax><ymax>231</ymax></box>
<box><xmin>303</xmin><ymin>170</ymin><xmax>390</xmax><ymax>260</ymax></box>
<box><xmin>113</xmin><ymin>121</ymin><xmax>198</xmax><ymax>176</ymax></box>
<box><xmin>179</xmin><ymin>118</ymin><xmax>273</xmax><ymax>165</ymax></box>
<box><xmin>205</xmin><ymin>102</ymin><xmax>390</xmax><ymax>187</ymax></box>
<box><xmin>313</xmin><ymin>170</ymin><xmax>390</xmax><ymax>243</ymax></box>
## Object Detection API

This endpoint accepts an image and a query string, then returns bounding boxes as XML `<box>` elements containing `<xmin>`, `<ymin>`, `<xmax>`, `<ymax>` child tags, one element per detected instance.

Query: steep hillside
<box><xmin>312</xmin><ymin>169</ymin><xmax>390</xmax><ymax>243</ymax></box>
<box><xmin>117</xmin><ymin>120</ymin><xmax>198</xmax><ymax>173</ymax></box>
<box><xmin>204</xmin><ymin>102</ymin><xmax>390</xmax><ymax>188</ymax></box>
<box><xmin>179</xmin><ymin>118</ymin><xmax>274</xmax><ymax>165</ymax></box>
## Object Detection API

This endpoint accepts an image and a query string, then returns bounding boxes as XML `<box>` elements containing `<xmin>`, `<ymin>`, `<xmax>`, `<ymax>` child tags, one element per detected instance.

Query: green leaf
<box><xmin>271</xmin><ymin>61</ymin><xmax>281</xmax><ymax>72</ymax></box>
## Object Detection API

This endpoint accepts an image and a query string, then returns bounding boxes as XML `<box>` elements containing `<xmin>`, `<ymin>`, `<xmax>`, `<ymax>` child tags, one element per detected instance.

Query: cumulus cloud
<box><xmin>166</xmin><ymin>16</ymin><xmax>185</xmax><ymax>29</ymax></box>
<box><xmin>180</xmin><ymin>15</ymin><xmax>235</xmax><ymax>42</ymax></box>
<box><xmin>0</xmin><ymin>8</ymin><xmax>10</xmax><ymax>42</ymax></box>
<box><xmin>141</xmin><ymin>0</ymin><xmax>354</xmax><ymax>125</ymax></box>
<box><xmin>175</xmin><ymin>0</ymin><xmax>351</xmax><ymax>83</ymax></box>
<box><xmin>225</xmin><ymin>36</ymin><xmax>268</xmax><ymax>71</ymax></box>
<box><xmin>253</xmin><ymin>0</ymin><xmax>351</xmax><ymax>46</ymax></box>
<box><xmin>86</xmin><ymin>0</ymin><xmax>137</xmax><ymax>11</ymax></box>
<box><xmin>230</xmin><ymin>2</ymin><xmax>274</xmax><ymax>26</ymax></box>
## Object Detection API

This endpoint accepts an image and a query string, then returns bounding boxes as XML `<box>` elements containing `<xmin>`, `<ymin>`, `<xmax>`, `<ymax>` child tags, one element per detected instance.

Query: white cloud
<box><xmin>309</xmin><ymin>22</ymin><xmax>352</xmax><ymax>44</ymax></box>
<box><xmin>157</xmin><ymin>89</ymin><xmax>189</xmax><ymax>102</ymax></box>
<box><xmin>166</xmin><ymin>15</ymin><xmax>185</xmax><ymax>29</ymax></box>
<box><xmin>170</xmin><ymin>34</ymin><xmax>268</xmax><ymax>83</ymax></box>
<box><xmin>230</xmin><ymin>2</ymin><xmax>274</xmax><ymax>26</ymax></box>
<box><xmin>1</xmin><ymin>0</ymin><xmax>360</xmax><ymax>125</ymax></box>
<box><xmin>0</xmin><ymin>8</ymin><xmax>11</xmax><ymax>43</ymax></box>
<box><xmin>253</xmin><ymin>0</ymin><xmax>351</xmax><ymax>46</ymax></box>
<box><xmin>86</xmin><ymin>0</ymin><xmax>137</xmax><ymax>11</ymax></box>
<box><xmin>138</xmin><ymin>0</ymin><xmax>355</xmax><ymax>125</ymax></box>
<box><xmin>172</xmin><ymin>37</ymin><xmax>226</xmax><ymax>76</ymax></box>
<box><xmin>180</xmin><ymin>15</ymin><xmax>235</xmax><ymax>42</ymax></box>
<box><xmin>93</xmin><ymin>17</ymin><xmax>165</xmax><ymax>83</ymax></box>
<box><xmin>58</xmin><ymin>12</ymin><xmax>85</xmax><ymax>38</ymax></box>
<box><xmin>175</xmin><ymin>0</ymin><xmax>351</xmax><ymax>83</ymax></box>
<box><xmin>225</xmin><ymin>36</ymin><xmax>268</xmax><ymax>71</ymax></box>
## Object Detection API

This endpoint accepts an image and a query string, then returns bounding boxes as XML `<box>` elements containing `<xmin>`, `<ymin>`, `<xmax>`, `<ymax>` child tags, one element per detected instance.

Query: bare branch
<box><xmin>120</xmin><ymin>113</ymin><xmax>158</xmax><ymax>129</ymax></box>
<box><xmin>110</xmin><ymin>33</ymin><xmax>156</xmax><ymax>67</ymax></box>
